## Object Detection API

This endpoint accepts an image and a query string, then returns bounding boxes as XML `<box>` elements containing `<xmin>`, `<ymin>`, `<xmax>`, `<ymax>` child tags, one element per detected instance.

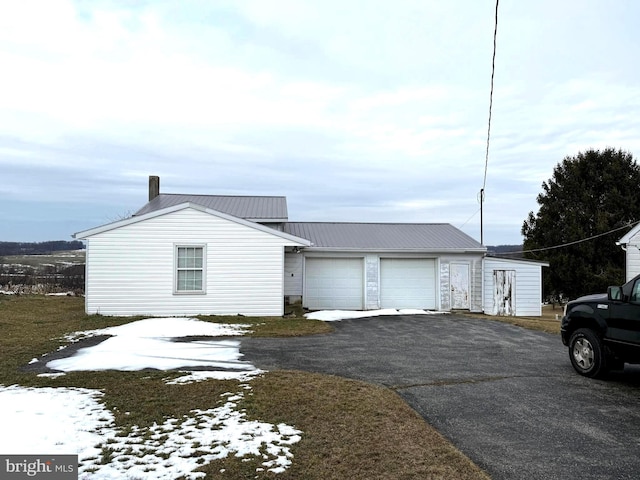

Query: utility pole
<box><xmin>480</xmin><ymin>188</ymin><xmax>484</xmax><ymax>245</ymax></box>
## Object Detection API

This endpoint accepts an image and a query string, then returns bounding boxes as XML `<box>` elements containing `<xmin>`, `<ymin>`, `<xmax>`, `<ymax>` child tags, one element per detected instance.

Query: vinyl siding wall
<box><xmin>624</xmin><ymin>232</ymin><xmax>640</xmax><ymax>281</ymax></box>
<box><xmin>84</xmin><ymin>208</ymin><xmax>299</xmax><ymax>316</ymax></box>
<box><xmin>483</xmin><ymin>258</ymin><xmax>544</xmax><ymax>316</ymax></box>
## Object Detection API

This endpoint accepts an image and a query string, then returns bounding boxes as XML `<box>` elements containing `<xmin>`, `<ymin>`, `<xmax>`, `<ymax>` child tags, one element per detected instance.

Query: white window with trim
<box><xmin>175</xmin><ymin>245</ymin><xmax>206</xmax><ymax>294</ymax></box>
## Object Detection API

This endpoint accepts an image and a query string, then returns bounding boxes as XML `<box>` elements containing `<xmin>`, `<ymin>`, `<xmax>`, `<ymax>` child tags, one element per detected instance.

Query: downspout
<box><xmin>84</xmin><ymin>239</ymin><xmax>90</xmax><ymax>315</ymax></box>
<box><xmin>481</xmin><ymin>255</ymin><xmax>486</xmax><ymax>315</ymax></box>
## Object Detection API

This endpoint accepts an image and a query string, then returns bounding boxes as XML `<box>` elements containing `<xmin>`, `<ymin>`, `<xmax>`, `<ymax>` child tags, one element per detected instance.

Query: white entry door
<box><xmin>451</xmin><ymin>263</ymin><xmax>470</xmax><ymax>309</ymax></box>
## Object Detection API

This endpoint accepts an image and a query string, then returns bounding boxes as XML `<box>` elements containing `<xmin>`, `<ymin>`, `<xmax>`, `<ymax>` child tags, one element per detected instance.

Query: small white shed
<box><xmin>482</xmin><ymin>256</ymin><xmax>548</xmax><ymax>317</ymax></box>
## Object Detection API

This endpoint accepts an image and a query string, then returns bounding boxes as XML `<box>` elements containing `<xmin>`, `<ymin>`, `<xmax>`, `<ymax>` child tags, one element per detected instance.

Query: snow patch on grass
<box><xmin>5</xmin><ymin>317</ymin><xmax>301</xmax><ymax>477</ymax></box>
<box><xmin>0</xmin><ymin>384</ymin><xmax>301</xmax><ymax>479</ymax></box>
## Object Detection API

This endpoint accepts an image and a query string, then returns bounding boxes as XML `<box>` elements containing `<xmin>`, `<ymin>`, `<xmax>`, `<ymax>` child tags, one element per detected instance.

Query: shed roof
<box><xmin>484</xmin><ymin>254</ymin><xmax>549</xmax><ymax>267</ymax></box>
<box><xmin>135</xmin><ymin>194</ymin><xmax>288</xmax><ymax>221</ymax></box>
<box><xmin>284</xmin><ymin>222</ymin><xmax>485</xmax><ymax>251</ymax></box>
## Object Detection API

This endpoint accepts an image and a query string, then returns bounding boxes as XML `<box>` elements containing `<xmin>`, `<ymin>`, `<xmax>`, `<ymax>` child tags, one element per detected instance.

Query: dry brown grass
<box><xmin>460</xmin><ymin>304</ymin><xmax>562</xmax><ymax>335</ymax></box>
<box><xmin>0</xmin><ymin>295</ymin><xmax>490</xmax><ymax>480</ymax></box>
<box><xmin>196</xmin><ymin>370</ymin><xmax>490</xmax><ymax>479</ymax></box>
<box><xmin>198</xmin><ymin>313</ymin><xmax>334</xmax><ymax>337</ymax></box>
<box><xmin>256</xmin><ymin>371</ymin><xmax>487</xmax><ymax>480</ymax></box>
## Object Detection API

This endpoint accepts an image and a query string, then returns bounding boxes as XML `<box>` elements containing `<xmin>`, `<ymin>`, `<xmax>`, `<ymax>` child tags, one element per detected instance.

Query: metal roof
<box><xmin>134</xmin><ymin>194</ymin><xmax>288</xmax><ymax>221</ymax></box>
<box><xmin>284</xmin><ymin>222</ymin><xmax>485</xmax><ymax>251</ymax></box>
<box><xmin>485</xmin><ymin>254</ymin><xmax>549</xmax><ymax>266</ymax></box>
<box><xmin>132</xmin><ymin>195</ymin><xmax>484</xmax><ymax>251</ymax></box>
<box><xmin>76</xmin><ymin>203</ymin><xmax>310</xmax><ymax>245</ymax></box>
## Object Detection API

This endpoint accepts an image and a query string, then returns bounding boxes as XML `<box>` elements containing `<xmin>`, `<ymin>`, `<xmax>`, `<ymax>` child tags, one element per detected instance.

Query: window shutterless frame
<box><xmin>174</xmin><ymin>244</ymin><xmax>206</xmax><ymax>294</ymax></box>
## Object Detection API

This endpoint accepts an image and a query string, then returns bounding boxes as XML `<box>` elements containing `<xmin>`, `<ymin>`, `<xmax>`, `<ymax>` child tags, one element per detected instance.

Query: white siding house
<box><xmin>74</xmin><ymin>176</ymin><xmax>548</xmax><ymax>317</ymax></box>
<box><xmin>482</xmin><ymin>256</ymin><xmax>548</xmax><ymax>317</ymax></box>
<box><xmin>617</xmin><ymin>226</ymin><xmax>640</xmax><ymax>281</ymax></box>
<box><xmin>75</xmin><ymin>203</ymin><xmax>309</xmax><ymax>316</ymax></box>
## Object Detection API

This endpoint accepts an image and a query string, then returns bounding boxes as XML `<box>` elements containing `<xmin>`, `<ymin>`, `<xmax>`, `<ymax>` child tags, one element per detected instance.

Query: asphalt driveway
<box><xmin>240</xmin><ymin>314</ymin><xmax>640</xmax><ymax>480</ymax></box>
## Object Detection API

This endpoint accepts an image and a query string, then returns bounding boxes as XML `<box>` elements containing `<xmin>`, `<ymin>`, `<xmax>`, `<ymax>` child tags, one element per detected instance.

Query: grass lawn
<box><xmin>461</xmin><ymin>304</ymin><xmax>563</xmax><ymax>335</ymax></box>
<box><xmin>0</xmin><ymin>295</ymin><xmax>490</xmax><ymax>479</ymax></box>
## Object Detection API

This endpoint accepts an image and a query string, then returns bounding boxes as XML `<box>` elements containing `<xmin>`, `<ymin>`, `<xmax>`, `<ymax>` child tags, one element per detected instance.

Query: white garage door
<box><xmin>380</xmin><ymin>258</ymin><xmax>437</xmax><ymax>309</ymax></box>
<box><xmin>304</xmin><ymin>257</ymin><xmax>364</xmax><ymax>310</ymax></box>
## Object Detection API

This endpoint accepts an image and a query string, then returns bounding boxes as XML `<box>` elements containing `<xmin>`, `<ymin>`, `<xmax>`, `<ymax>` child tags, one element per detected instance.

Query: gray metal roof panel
<box><xmin>135</xmin><ymin>194</ymin><xmax>288</xmax><ymax>220</ymax></box>
<box><xmin>284</xmin><ymin>222</ymin><xmax>485</xmax><ymax>250</ymax></box>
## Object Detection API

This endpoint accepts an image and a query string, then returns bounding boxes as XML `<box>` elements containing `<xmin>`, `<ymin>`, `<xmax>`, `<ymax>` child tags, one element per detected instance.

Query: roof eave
<box><xmin>74</xmin><ymin>203</ymin><xmax>191</xmax><ymax>239</ymax></box>
<box><xmin>302</xmin><ymin>247</ymin><xmax>487</xmax><ymax>254</ymax></box>
<box><xmin>75</xmin><ymin>202</ymin><xmax>310</xmax><ymax>246</ymax></box>
<box><xmin>484</xmin><ymin>254</ymin><xmax>549</xmax><ymax>267</ymax></box>
<box><xmin>617</xmin><ymin>223</ymin><xmax>640</xmax><ymax>245</ymax></box>
<box><xmin>248</xmin><ymin>218</ymin><xmax>289</xmax><ymax>223</ymax></box>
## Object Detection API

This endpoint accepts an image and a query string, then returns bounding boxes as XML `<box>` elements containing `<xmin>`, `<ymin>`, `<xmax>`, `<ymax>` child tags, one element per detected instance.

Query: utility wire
<box><xmin>458</xmin><ymin>207</ymin><xmax>481</xmax><ymax>229</ymax></box>
<box><xmin>482</xmin><ymin>0</ymin><xmax>499</xmax><ymax>192</ymax></box>
<box><xmin>506</xmin><ymin>221</ymin><xmax>640</xmax><ymax>255</ymax></box>
<box><xmin>479</xmin><ymin>0</ymin><xmax>499</xmax><ymax>245</ymax></box>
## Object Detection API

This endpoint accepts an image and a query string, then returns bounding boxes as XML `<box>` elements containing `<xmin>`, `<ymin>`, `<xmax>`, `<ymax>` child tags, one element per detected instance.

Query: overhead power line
<box><xmin>509</xmin><ymin>221</ymin><xmax>640</xmax><ymax>255</ymax></box>
<box><xmin>480</xmin><ymin>0</ymin><xmax>499</xmax><ymax>245</ymax></box>
<box><xmin>458</xmin><ymin>207</ymin><xmax>481</xmax><ymax>229</ymax></box>
<box><xmin>482</xmin><ymin>0</ymin><xmax>499</xmax><ymax>192</ymax></box>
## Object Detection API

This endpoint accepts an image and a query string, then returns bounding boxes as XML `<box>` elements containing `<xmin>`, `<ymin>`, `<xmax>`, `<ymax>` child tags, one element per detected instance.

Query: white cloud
<box><xmin>1</xmin><ymin>0</ymin><xmax>640</xmax><ymax>243</ymax></box>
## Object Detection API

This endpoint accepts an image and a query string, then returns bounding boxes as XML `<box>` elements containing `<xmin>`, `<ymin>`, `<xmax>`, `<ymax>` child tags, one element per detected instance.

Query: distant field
<box><xmin>1</xmin><ymin>250</ymin><xmax>85</xmax><ymax>293</ymax></box>
<box><xmin>1</xmin><ymin>249</ymin><xmax>85</xmax><ymax>269</ymax></box>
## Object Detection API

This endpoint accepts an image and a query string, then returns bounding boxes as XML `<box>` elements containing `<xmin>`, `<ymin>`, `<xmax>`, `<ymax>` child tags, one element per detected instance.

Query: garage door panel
<box><xmin>381</xmin><ymin>258</ymin><xmax>436</xmax><ymax>309</ymax></box>
<box><xmin>305</xmin><ymin>258</ymin><xmax>363</xmax><ymax>310</ymax></box>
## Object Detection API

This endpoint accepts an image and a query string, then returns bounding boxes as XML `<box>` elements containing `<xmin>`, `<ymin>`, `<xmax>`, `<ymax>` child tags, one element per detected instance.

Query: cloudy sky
<box><xmin>2</xmin><ymin>0</ymin><xmax>639</xmax><ymax>245</ymax></box>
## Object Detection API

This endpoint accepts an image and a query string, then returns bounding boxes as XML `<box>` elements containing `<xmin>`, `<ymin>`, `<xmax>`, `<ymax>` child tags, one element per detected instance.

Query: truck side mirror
<box><xmin>608</xmin><ymin>286</ymin><xmax>623</xmax><ymax>301</ymax></box>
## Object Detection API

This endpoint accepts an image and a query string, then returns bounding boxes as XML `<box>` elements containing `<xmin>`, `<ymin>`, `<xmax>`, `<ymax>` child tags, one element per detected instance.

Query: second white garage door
<box><xmin>304</xmin><ymin>257</ymin><xmax>364</xmax><ymax>310</ymax></box>
<box><xmin>380</xmin><ymin>258</ymin><xmax>437</xmax><ymax>309</ymax></box>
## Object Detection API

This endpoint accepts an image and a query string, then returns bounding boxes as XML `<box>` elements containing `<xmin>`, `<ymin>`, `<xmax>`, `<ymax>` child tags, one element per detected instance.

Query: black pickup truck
<box><xmin>561</xmin><ymin>274</ymin><xmax>640</xmax><ymax>377</ymax></box>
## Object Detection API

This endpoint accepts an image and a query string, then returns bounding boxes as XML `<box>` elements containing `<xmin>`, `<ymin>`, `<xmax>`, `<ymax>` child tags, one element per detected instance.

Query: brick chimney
<box><xmin>149</xmin><ymin>175</ymin><xmax>160</xmax><ymax>201</ymax></box>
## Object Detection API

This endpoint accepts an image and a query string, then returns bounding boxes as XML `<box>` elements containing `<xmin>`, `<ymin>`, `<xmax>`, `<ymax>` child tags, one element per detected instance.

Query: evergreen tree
<box><xmin>522</xmin><ymin>148</ymin><xmax>640</xmax><ymax>299</ymax></box>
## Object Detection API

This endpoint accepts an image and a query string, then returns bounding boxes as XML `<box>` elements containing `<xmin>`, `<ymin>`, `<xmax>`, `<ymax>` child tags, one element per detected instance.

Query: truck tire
<box><xmin>568</xmin><ymin>328</ymin><xmax>609</xmax><ymax>378</ymax></box>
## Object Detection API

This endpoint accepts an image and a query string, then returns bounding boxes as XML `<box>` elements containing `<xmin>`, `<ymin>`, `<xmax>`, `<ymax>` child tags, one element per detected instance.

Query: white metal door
<box><xmin>380</xmin><ymin>258</ymin><xmax>437</xmax><ymax>309</ymax></box>
<box><xmin>304</xmin><ymin>258</ymin><xmax>364</xmax><ymax>310</ymax></box>
<box><xmin>451</xmin><ymin>263</ymin><xmax>470</xmax><ymax>309</ymax></box>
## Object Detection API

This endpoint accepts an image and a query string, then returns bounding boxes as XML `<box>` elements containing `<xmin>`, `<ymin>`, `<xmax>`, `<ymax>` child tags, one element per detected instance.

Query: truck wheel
<box><xmin>568</xmin><ymin>328</ymin><xmax>608</xmax><ymax>378</ymax></box>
